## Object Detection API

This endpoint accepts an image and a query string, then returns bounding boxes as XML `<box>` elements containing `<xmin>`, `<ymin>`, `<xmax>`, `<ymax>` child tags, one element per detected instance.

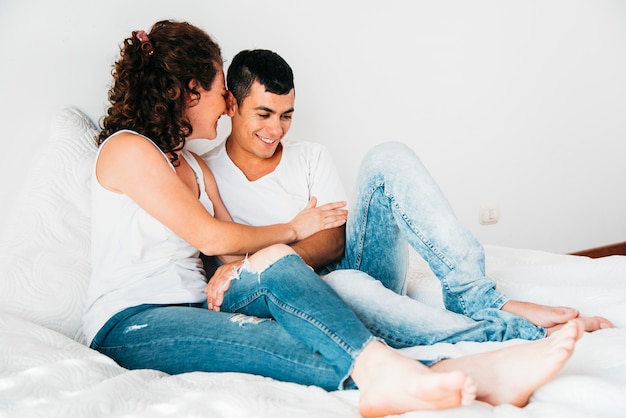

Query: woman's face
<box><xmin>185</xmin><ymin>69</ymin><xmax>228</xmax><ymax>140</ymax></box>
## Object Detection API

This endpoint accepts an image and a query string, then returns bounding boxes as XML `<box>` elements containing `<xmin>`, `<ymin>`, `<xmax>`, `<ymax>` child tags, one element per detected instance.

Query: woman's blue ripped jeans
<box><xmin>320</xmin><ymin>141</ymin><xmax>545</xmax><ymax>343</ymax></box>
<box><xmin>90</xmin><ymin>253</ymin><xmax>437</xmax><ymax>391</ymax></box>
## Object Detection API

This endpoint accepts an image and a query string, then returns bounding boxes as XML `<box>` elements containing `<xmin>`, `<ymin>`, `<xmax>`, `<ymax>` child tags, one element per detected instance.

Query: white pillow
<box><xmin>0</xmin><ymin>107</ymin><xmax>98</xmax><ymax>342</ymax></box>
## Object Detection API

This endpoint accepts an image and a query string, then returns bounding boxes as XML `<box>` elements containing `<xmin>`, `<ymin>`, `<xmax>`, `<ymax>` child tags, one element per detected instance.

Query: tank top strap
<box><xmin>181</xmin><ymin>150</ymin><xmax>213</xmax><ymax>213</ymax></box>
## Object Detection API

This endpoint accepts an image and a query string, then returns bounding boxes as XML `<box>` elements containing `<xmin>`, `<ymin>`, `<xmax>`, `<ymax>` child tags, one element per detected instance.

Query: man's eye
<box><xmin>258</xmin><ymin>114</ymin><xmax>270</xmax><ymax>119</ymax></box>
<box><xmin>282</xmin><ymin>115</ymin><xmax>293</xmax><ymax>121</ymax></box>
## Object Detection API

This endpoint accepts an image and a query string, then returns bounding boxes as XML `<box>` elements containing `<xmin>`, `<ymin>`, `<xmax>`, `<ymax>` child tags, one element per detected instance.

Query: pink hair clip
<box><xmin>135</xmin><ymin>30</ymin><xmax>150</xmax><ymax>43</ymax></box>
<box><xmin>135</xmin><ymin>30</ymin><xmax>154</xmax><ymax>56</ymax></box>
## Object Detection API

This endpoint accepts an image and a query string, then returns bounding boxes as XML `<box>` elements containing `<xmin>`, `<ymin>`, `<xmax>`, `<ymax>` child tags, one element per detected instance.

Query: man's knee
<box><xmin>368</xmin><ymin>141</ymin><xmax>411</xmax><ymax>159</ymax></box>
<box><xmin>363</xmin><ymin>142</ymin><xmax>422</xmax><ymax>172</ymax></box>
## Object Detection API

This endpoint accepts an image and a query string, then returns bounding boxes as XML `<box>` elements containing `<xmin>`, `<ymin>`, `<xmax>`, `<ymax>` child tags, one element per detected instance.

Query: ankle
<box><xmin>351</xmin><ymin>340</ymin><xmax>393</xmax><ymax>386</ymax></box>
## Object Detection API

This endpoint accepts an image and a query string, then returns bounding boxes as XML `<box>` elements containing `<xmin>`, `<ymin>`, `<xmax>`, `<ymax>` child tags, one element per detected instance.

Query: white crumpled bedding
<box><xmin>1</xmin><ymin>108</ymin><xmax>625</xmax><ymax>417</ymax></box>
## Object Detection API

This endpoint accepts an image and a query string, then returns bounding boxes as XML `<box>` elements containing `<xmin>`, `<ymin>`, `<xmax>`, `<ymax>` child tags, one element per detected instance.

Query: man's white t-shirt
<box><xmin>203</xmin><ymin>139</ymin><xmax>347</xmax><ymax>226</ymax></box>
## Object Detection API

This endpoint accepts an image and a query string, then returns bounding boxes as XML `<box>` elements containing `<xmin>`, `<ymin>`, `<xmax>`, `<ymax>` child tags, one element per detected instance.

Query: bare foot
<box><xmin>546</xmin><ymin>315</ymin><xmax>613</xmax><ymax>335</ymax></box>
<box><xmin>502</xmin><ymin>300</ymin><xmax>613</xmax><ymax>333</ymax></box>
<box><xmin>502</xmin><ymin>300</ymin><xmax>579</xmax><ymax>327</ymax></box>
<box><xmin>352</xmin><ymin>341</ymin><xmax>476</xmax><ymax>418</ymax></box>
<box><xmin>432</xmin><ymin>320</ymin><xmax>583</xmax><ymax>407</ymax></box>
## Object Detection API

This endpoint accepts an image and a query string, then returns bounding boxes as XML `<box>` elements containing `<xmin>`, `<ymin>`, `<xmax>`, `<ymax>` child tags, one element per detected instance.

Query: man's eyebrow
<box><xmin>255</xmin><ymin>106</ymin><xmax>275</xmax><ymax>114</ymax></box>
<box><xmin>255</xmin><ymin>106</ymin><xmax>295</xmax><ymax>115</ymax></box>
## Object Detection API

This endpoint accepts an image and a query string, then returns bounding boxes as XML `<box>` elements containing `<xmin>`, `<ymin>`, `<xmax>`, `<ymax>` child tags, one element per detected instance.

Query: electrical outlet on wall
<box><xmin>479</xmin><ymin>204</ymin><xmax>500</xmax><ymax>225</ymax></box>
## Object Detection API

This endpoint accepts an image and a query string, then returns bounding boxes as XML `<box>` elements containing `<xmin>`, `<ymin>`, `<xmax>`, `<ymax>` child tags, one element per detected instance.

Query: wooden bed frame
<box><xmin>570</xmin><ymin>241</ymin><xmax>626</xmax><ymax>258</ymax></box>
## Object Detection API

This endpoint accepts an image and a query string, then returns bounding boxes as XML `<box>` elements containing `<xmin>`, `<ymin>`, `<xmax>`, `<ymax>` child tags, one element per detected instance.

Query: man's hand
<box><xmin>204</xmin><ymin>259</ymin><xmax>244</xmax><ymax>311</ymax></box>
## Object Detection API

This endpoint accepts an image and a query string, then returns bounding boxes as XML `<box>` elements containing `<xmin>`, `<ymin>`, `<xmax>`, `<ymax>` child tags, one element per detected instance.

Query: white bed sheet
<box><xmin>0</xmin><ymin>108</ymin><xmax>625</xmax><ymax>417</ymax></box>
<box><xmin>2</xmin><ymin>246</ymin><xmax>626</xmax><ymax>418</ymax></box>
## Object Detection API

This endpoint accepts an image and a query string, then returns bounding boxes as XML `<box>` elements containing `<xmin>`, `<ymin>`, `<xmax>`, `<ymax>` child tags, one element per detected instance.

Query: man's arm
<box><xmin>290</xmin><ymin>224</ymin><xmax>345</xmax><ymax>270</ymax></box>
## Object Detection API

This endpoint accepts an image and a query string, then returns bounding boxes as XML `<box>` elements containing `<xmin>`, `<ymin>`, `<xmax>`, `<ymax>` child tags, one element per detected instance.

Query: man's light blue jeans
<box><xmin>321</xmin><ymin>141</ymin><xmax>546</xmax><ymax>343</ymax></box>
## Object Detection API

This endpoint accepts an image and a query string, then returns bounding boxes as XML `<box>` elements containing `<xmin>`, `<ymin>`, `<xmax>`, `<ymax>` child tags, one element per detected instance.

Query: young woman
<box><xmin>83</xmin><ymin>20</ymin><xmax>585</xmax><ymax>418</ymax></box>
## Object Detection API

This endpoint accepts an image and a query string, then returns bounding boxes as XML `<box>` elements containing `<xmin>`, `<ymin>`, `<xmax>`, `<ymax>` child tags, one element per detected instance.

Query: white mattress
<box><xmin>2</xmin><ymin>247</ymin><xmax>625</xmax><ymax>418</ymax></box>
<box><xmin>1</xmin><ymin>108</ymin><xmax>625</xmax><ymax>417</ymax></box>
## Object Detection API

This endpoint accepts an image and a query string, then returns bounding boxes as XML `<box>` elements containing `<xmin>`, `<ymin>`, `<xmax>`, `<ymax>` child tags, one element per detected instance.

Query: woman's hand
<box><xmin>204</xmin><ymin>259</ymin><xmax>244</xmax><ymax>311</ymax></box>
<box><xmin>289</xmin><ymin>197</ymin><xmax>347</xmax><ymax>241</ymax></box>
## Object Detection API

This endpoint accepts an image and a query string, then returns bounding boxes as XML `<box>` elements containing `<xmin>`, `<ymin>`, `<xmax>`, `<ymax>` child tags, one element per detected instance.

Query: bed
<box><xmin>1</xmin><ymin>107</ymin><xmax>625</xmax><ymax>418</ymax></box>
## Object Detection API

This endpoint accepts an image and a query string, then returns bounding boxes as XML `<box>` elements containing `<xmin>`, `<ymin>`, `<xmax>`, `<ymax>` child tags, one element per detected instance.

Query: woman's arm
<box><xmin>192</xmin><ymin>153</ymin><xmax>234</xmax><ymax>223</ymax></box>
<box><xmin>96</xmin><ymin>133</ymin><xmax>346</xmax><ymax>256</ymax></box>
<box><xmin>192</xmin><ymin>152</ymin><xmax>246</xmax><ymax>264</ymax></box>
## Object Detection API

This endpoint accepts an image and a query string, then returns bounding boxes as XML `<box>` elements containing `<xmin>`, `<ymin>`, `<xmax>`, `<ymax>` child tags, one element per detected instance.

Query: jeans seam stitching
<box><xmin>229</xmin><ymin>289</ymin><xmax>357</xmax><ymax>357</ymax></box>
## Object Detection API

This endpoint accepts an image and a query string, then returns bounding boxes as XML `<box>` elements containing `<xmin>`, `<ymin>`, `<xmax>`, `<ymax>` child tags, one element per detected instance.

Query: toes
<box><xmin>558</xmin><ymin>307</ymin><xmax>579</xmax><ymax>319</ymax></box>
<box><xmin>598</xmin><ymin>317</ymin><xmax>614</xmax><ymax>329</ymax></box>
<box><xmin>461</xmin><ymin>378</ymin><xmax>477</xmax><ymax>406</ymax></box>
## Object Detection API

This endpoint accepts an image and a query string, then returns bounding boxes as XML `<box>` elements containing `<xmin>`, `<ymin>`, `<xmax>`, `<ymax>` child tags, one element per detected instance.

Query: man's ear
<box><xmin>225</xmin><ymin>90</ymin><xmax>237</xmax><ymax>117</ymax></box>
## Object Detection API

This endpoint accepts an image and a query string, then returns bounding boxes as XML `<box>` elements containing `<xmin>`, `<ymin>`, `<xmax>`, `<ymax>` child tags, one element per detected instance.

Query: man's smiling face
<box><xmin>228</xmin><ymin>81</ymin><xmax>295</xmax><ymax>160</ymax></box>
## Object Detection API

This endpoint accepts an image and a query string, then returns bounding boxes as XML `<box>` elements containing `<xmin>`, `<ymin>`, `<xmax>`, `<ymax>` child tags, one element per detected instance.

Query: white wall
<box><xmin>1</xmin><ymin>0</ymin><xmax>625</xmax><ymax>253</ymax></box>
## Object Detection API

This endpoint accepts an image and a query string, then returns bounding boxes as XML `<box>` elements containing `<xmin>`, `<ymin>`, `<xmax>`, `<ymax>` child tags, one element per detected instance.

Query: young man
<box><xmin>202</xmin><ymin>49</ymin><xmax>612</xmax><ymax>346</ymax></box>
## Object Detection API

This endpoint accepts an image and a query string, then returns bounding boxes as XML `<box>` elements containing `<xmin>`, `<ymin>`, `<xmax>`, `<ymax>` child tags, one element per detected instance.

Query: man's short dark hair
<box><xmin>227</xmin><ymin>49</ymin><xmax>294</xmax><ymax>105</ymax></box>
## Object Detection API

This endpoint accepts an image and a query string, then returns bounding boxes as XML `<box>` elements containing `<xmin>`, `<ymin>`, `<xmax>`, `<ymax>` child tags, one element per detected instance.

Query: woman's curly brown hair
<box><xmin>98</xmin><ymin>20</ymin><xmax>223</xmax><ymax>166</ymax></box>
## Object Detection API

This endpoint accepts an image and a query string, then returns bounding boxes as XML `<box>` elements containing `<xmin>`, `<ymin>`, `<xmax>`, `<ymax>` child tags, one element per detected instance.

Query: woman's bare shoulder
<box><xmin>97</xmin><ymin>131</ymin><xmax>168</xmax><ymax>192</ymax></box>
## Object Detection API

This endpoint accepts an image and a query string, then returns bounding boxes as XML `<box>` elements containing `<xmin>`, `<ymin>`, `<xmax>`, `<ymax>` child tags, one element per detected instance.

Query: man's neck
<box><xmin>225</xmin><ymin>136</ymin><xmax>283</xmax><ymax>182</ymax></box>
